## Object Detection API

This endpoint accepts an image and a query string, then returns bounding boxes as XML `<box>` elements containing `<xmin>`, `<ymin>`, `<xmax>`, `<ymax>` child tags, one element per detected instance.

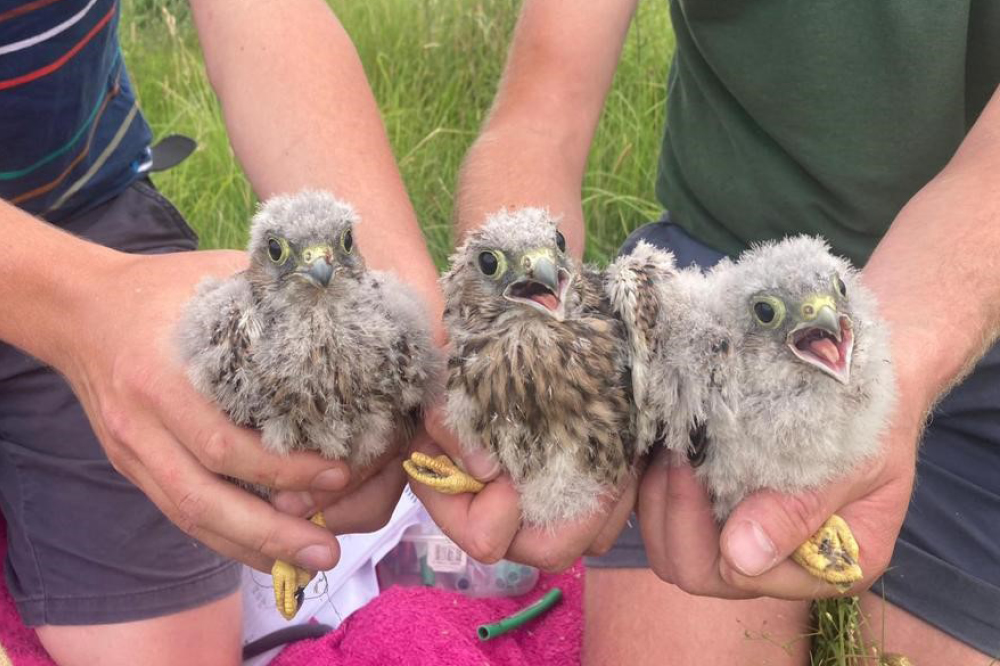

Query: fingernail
<box><xmin>311</xmin><ymin>467</ymin><xmax>348</xmax><ymax>492</ymax></box>
<box><xmin>726</xmin><ymin>520</ymin><xmax>778</xmax><ymax>576</ymax></box>
<box><xmin>272</xmin><ymin>491</ymin><xmax>316</xmax><ymax>515</ymax></box>
<box><xmin>294</xmin><ymin>544</ymin><xmax>335</xmax><ymax>571</ymax></box>
<box><xmin>669</xmin><ymin>450</ymin><xmax>688</xmax><ymax>468</ymax></box>
<box><xmin>463</xmin><ymin>448</ymin><xmax>500</xmax><ymax>481</ymax></box>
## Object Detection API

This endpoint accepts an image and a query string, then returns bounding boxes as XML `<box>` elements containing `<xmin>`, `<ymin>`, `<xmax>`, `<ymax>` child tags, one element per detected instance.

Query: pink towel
<box><xmin>0</xmin><ymin>518</ymin><xmax>56</xmax><ymax>666</ymax></box>
<box><xmin>0</xmin><ymin>513</ymin><xmax>584</xmax><ymax>666</ymax></box>
<box><xmin>271</xmin><ymin>564</ymin><xmax>584</xmax><ymax>666</ymax></box>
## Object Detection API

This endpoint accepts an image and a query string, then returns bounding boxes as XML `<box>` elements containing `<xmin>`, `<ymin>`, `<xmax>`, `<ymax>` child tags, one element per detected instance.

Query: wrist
<box><xmin>456</xmin><ymin>126</ymin><xmax>587</xmax><ymax>253</ymax></box>
<box><xmin>0</xmin><ymin>215</ymin><xmax>125</xmax><ymax>374</ymax></box>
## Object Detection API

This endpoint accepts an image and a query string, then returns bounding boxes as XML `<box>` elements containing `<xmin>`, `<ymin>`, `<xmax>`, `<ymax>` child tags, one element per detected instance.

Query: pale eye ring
<box><xmin>833</xmin><ymin>274</ymin><xmax>847</xmax><ymax>298</ymax></box>
<box><xmin>341</xmin><ymin>229</ymin><xmax>354</xmax><ymax>254</ymax></box>
<box><xmin>555</xmin><ymin>231</ymin><xmax>566</xmax><ymax>252</ymax></box>
<box><xmin>478</xmin><ymin>251</ymin><xmax>500</xmax><ymax>276</ymax></box>
<box><xmin>267</xmin><ymin>237</ymin><xmax>289</xmax><ymax>264</ymax></box>
<box><xmin>751</xmin><ymin>296</ymin><xmax>786</xmax><ymax>328</ymax></box>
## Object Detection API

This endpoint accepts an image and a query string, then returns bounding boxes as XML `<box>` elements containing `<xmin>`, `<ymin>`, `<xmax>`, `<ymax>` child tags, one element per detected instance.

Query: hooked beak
<box><xmin>297</xmin><ymin>244</ymin><xmax>334</xmax><ymax>287</ymax></box>
<box><xmin>787</xmin><ymin>297</ymin><xmax>854</xmax><ymax>384</ymax></box>
<box><xmin>503</xmin><ymin>249</ymin><xmax>572</xmax><ymax>321</ymax></box>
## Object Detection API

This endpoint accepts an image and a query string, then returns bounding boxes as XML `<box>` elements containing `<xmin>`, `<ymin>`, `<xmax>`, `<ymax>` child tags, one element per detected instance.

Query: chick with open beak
<box><xmin>787</xmin><ymin>294</ymin><xmax>855</xmax><ymax>384</ymax></box>
<box><xmin>650</xmin><ymin>235</ymin><xmax>895</xmax><ymax>590</ymax></box>
<box><xmin>503</xmin><ymin>247</ymin><xmax>573</xmax><ymax>321</ymax></box>
<box><xmin>405</xmin><ymin>207</ymin><xmax>640</xmax><ymax>526</ymax></box>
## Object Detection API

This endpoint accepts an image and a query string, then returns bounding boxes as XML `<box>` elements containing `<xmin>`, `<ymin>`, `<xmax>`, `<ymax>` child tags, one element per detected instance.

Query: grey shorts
<box><xmin>0</xmin><ymin>180</ymin><xmax>241</xmax><ymax>626</ymax></box>
<box><xmin>588</xmin><ymin>218</ymin><xmax>1000</xmax><ymax>657</ymax></box>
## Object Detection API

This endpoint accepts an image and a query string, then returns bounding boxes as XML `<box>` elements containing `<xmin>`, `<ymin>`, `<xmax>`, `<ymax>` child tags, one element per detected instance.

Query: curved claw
<box><xmin>271</xmin><ymin>512</ymin><xmax>327</xmax><ymax>620</ymax></box>
<box><xmin>403</xmin><ymin>452</ymin><xmax>485</xmax><ymax>495</ymax></box>
<box><xmin>791</xmin><ymin>513</ymin><xmax>862</xmax><ymax>592</ymax></box>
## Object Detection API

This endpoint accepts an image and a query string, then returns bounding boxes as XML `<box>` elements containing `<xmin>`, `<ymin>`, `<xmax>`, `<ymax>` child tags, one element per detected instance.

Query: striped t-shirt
<box><xmin>0</xmin><ymin>0</ymin><xmax>152</xmax><ymax>223</ymax></box>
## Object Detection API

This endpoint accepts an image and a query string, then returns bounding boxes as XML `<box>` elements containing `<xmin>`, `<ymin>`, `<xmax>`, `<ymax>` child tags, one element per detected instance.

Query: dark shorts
<box><xmin>588</xmin><ymin>218</ymin><xmax>1000</xmax><ymax>657</ymax></box>
<box><xmin>0</xmin><ymin>180</ymin><xmax>241</xmax><ymax>626</ymax></box>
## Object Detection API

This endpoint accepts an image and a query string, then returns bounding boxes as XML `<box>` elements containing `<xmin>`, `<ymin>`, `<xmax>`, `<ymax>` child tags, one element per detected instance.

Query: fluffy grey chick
<box><xmin>177</xmin><ymin>190</ymin><xmax>437</xmax><ymax>617</ymax></box>
<box><xmin>605</xmin><ymin>240</ymin><xmax>681</xmax><ymax>456</ymax></box>
<box><xmin>653</xmin><ymin>235</ymin><xmax>895</xmax><ymax>586</ymax></box>
<box><xmin>431</xmin><ymin>208</ymin><xmax>637</xmax><ymax>527</ymax></box>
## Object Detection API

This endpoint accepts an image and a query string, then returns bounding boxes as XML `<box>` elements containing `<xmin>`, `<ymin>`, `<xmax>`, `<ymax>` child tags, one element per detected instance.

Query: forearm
<box><xmin>455</xmin><ymin>0</ymin><xmax>638</xmax><ymax>256</ymax></box>
<box><xmin>0</xmin><ymin>202</ymin><xmax>120</xmax><ymax>370</ymax></box>
<box><xmin>190</xmin><ymin>0</ymin><xmax>442</xmax><ymax>325</ymax></box>
<box><xmin>863</xmin><ymin>85</ymin><xmax>1000</xmax><ymax>413</ymax></box>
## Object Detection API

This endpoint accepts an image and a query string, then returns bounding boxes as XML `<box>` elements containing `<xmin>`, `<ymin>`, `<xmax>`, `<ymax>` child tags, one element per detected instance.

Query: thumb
<box><xmin>719</xmin><ymin>481</ymin><xmax>853</xmax><ymax>577</ymax></box>
<box><xmin>424</xmin><ymin>403</ymin><xmax>500</xmax><ymax>482</ymax></box>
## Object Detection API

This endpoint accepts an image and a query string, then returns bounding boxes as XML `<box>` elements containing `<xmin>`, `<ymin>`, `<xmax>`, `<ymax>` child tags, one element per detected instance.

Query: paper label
<box><xmin>426</xmin><ymin>538</ymin><xmax>467</xmax><ymax>573</ymax></box>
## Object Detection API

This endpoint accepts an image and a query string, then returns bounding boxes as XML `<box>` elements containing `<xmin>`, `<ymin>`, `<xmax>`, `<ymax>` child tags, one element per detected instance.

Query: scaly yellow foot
<box><xmin>272</xmin><ymin>513</ymin><xmax>327</xmax><ymax>620</ymax></box>
<box><xmin>403</xmin><ymin>452</ymin><xmax>485</xmax><ymax>495</ymax></box>
<box><xmin>791</xmin><ymin>513</ymin><xmax>862</xmax><ymax>591</ymax></box>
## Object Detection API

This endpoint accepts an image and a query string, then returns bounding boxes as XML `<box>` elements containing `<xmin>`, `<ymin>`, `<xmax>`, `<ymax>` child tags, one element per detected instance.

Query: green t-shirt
<box><xmin>656</xmin><ymin>0</ymin><xmax>1000</xmax><ymax>265</ymax></box>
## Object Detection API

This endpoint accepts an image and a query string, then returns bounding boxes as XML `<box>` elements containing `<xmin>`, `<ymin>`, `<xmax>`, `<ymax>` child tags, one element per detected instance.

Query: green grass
<box><xmin>122</xmin><ymin>0</ymin><xmax>667</xmax><ymax>264</ymax></box>
<box><xmin>120</xmin><ymin>1</ymin><xmax>884</xmax><ymax>663</ymax></box>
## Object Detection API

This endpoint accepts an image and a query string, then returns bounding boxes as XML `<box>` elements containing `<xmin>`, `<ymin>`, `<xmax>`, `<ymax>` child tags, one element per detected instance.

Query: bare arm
<box><xmin>454</xmin><ymin>0</ymin><xmax>639</xmax><ymax>252</ymax></box>
<box><xmin>191</xmin><ymin>0</ymin><xmax>443</xmax><ymax>328</ymax></box>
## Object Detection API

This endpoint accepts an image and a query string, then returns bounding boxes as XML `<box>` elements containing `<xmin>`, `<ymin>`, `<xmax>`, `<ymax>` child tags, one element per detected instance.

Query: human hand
<box><xmin>408</xmin><ymin>407</ymin><xmax>640</xmax><ymax>572</ymax></box>
<box><xmin>56</xmin><ymin>248</ymin><xmax>348</xmax><ymax>573</ymax></box>
<box><xmin>271</xmin><ymin>438</ymin><xmax>409</xmax><ymax>536</ymax></box>
<box><xmin>637</xmin><ymin>394</ymin><xmax>922</xmax><ymax>600</ymax></box>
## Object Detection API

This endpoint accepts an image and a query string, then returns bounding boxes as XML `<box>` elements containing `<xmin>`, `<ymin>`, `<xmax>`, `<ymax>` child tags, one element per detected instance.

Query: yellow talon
<box><xmin>791</xmin><ymin>513</ymin><xmax>863</xmax><ymax>591</ymax></box>
<box><xmin>403</xmin><ymin>451</ymin><xmax>485</xmax><ymax>494</ymax></box>
<box><xmin>272</xmin><ymin>512</ymin><xmax>327</xmax><ymax>620</ymax></box>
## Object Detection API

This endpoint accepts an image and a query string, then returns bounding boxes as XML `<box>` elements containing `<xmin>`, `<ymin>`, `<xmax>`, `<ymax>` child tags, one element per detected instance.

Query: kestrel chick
<box><xmin>657</xmin><ymin>236</ymin><xmax>895</xmax><ymax>587</ymax></box>
<box><xmin>409</xmin><ymin>208</ymin><xmax>638</xmax><ymax>527</ymax></box>
<box><xmin>177</xmin><ymin>190</ymin><xmax>438</xmax><ymax>617</ymax></box>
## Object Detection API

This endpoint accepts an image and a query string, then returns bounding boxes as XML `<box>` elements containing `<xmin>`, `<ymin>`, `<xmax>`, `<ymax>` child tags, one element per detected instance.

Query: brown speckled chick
<box><xmin>441</xmin><ymin>208</ymin><xmax>640</xmax><ymax>527</ymax></box>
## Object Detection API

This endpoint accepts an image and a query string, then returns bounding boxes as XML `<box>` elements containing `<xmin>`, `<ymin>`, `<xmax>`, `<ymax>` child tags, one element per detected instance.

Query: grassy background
<box><xmin>121</xmin><ymin>1</ymin><xmax>882</xmax><ymax>663</ymax></box>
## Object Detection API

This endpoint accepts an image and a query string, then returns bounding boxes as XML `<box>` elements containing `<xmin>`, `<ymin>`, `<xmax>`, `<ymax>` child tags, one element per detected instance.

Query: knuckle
<box><xmin>535</xmin><ymin>552</ymin><xmax>574</xmax><ymax>574</ymax></box>
<box><xmin>251</xmin><ymin>521</ymin><xmax>284</xmax><ymax>558</ymax></box>
<box><xmin>649</xmin><ymin>558</ymin><xmax>674</xmax><ymax>584</ymax></box>
<box><xmin>198</xmin><ymin>430</ymin><xmax>232</xmax><ymax>473</ymax></box>
<box><xmin>173</xmin><ymin>488</ymin><xmax>208</xmax><ymax>536</ymax></box>
<box><xmin>586</xmin><ymin>538</ymin><xmax>614</xmax><ymax>558</ymax></box>
<box><xmin>671</xmin><ymin>568</ymin><xmax>702</xmax><ymax>594</ymax></box>
<box><xmin>464</xmin><ymin>532</ymin><xmax>507</xmax><ymax>565</ymax></box>
<box><xmin>774</xmin><ymin>491</ymin><xmax>825</xmax><ymax>541</ymax></box>
<box><xmin>102</xmin><ymin>405</ymin><xmax>134</xmax><ymax>444</ymax></box>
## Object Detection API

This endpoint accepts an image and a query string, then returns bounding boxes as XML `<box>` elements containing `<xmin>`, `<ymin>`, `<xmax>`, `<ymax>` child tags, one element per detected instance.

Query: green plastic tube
<box><xmin>476</xmin><ymin>588</ymin><xmax>563</xmax><ymax>641</ymax></box>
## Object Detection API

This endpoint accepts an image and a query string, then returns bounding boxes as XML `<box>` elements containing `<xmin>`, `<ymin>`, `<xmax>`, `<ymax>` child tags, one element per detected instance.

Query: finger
<box><xmin>719</xmin><ymin>476</ymin><xmax>860</xmax><ymax>579</ymax></box>
<box><xmin>505</xmin><ymin>492</ymin><xmax>623</xmax><ymax>572</ymax></box>
<box><xmin>154</xmin><ymin>380</ymin><xmax>351</xmax><ymax>494</ymax></box>
<box><xmin>408</xmin><ymin>434</ymin><xmax>521</xmax><ymax>564</ymax></box>
<box><xmin>424</xmin><ymin>403</ymin><xmax>500</xmax><ymax>482</ymax></box>
<box><xmin>272</xmin><ymin>440</ymin><xmax>404</xmax><ymax>517</ymax></box>
<box><xmin>636</xmin><ymin>446</ymin><xmax>676</xmax><ymax>582</ymax></box>
<box><xmin>586</xmin><ymin>475</ymin><xmax>640</xmax><ymax>556</ymax></box>
<box><xmin>120</xmin><ymin>421</ymin><xmax>342</xmax><ymax>573</ymax></box>
<box><xmin>321</xmin><ymin>452</ymin><xmax>408</xmax><ymax>535</ymax></box>
<box><xmin>643</xmin><ymin>452</ymin><xmax>754</xmax><ymax>599</ymax></box>
<box><xmin>718</xmin><ymin>477</ymin><xmax>909</xmax><ymax>599</ymax></box>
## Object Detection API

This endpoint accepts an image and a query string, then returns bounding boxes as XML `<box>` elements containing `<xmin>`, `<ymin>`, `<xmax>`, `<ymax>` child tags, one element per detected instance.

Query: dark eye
<box><xmin>753</xmin><ymin>301</ymin><xmax>775</xmax><ymax>323</ymax></box>
<box><xmin>834</xmin><ymin>275</ymin><xmax>847</xmax><ymax>297</ymax></box>
<box><xmin>267</xmin><ymin>237</ymin><xmax>284</xmax><ymax>263</ymax></box>
<box><xmin>478</xmin><ymin>251</ymin><xmax>499</xmax><ymax>276</ymax></box>
<box><xmin>342</xmin><ymin>229</ymin><xmax>354</xmax><ymax>254</ymax></box>
<box><xmin>555</xmin><ymin>231</ymin><xmax>566</xmax><ymax>252</ymax></box>
<box><xmin>751</xmin><ymin>295</ymin><xmax>786</xmax><ymax>328</ymax></box>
